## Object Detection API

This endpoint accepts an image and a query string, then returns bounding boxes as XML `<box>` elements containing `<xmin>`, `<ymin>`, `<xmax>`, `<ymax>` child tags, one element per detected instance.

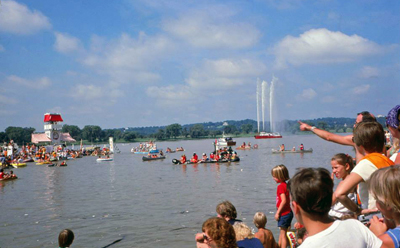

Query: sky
<box><xmin>0</xmin><ymin>0</ymin><xmax>399</xmax><ymax>132</ymax></box>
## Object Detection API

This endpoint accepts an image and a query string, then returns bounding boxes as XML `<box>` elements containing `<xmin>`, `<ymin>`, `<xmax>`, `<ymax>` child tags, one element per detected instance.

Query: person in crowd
<box><xmin>201</xmin><ymin>153</ymin><xmax>209</xmax><ymax>162</ymax></box>
<box><xmin>369</xmin><ymin>165</ymin><xmax>400</xmax><ymax>248</ymax></box>
<box><xmin>288</xmin><ymin>167</ymin><xmax>383</xmax><ymax>248</ymax></box>
<box><xmin>191</xmin><ymin>153</ymin><xmax>199</xmax><ymax>163</ymax></box>
<box><xmin>196</xmin><ymin>217</ymin><xmax>237</xmax><ymax>248</ymax></box>
<box><xmin>8</xmin><ymin>170</ymin><xmax>17</xmax><ymax>179</ymax></box>
<box><xmin>180</xmin><ymin>154</ymin><xmax>187</xmax><ymax>164</ymax></box>
<box><xmin>58</xmin><ymin>229</ymin><xmax>74</xmax><ymax>248</ymax></box>
<box><xmin>233</xmin><ymin>222</ymin><xmax>264</xmax><ymax>248</ymax></box>
<box><xmin>296</xmin><ymin>227</ymin><xmax>307</xmax><ymax>246</ymax></box>
<box><xmin>298</xmin><ymin>111</ymin><xmax>376</xmax><ymax>163</ymax></box>
<box><xmin>329</xmin><ymin>153</ymin><xmax>357</xmax><ymax>219</ymax></box>
<box><xmin>271</xmin><ymin>164</ymin><xmax>292</xmax><ymax>248</ymax></box>
<box><xmin>253</xmin><ymin>212</ymin><xmax>278</xmax><ymax>248</ymax></box>
<box><xmin>216</xmin><ymin>200</ymin><xmax>242</xmax><ymax>225</ymax></box>
<box><xmin>299</xmin><ymin>144</ymin><xmax>304</xmax><ymax>151</ymax></box>
<box><xmin>387</xmin><ymin>137</ymin><xmax>399</xmax><ymax>162</ymax></box>
<box><xmin>334</xmin><ymin>121</ymin><xmax>394</xmax><ymax>216</ymax></box>
<box><xmin>0</xmin><ymin>168</ymin><xmax>5</xmax><ymax>179</ymax></box>
<box><xmin>386</xmin><ymin>105</ymin><xmax>400</xmax><ymax>164</ymax></box>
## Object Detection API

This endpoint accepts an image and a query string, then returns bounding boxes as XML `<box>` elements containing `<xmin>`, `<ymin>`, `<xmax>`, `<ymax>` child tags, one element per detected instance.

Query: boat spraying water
<box><xmin>255</xmin><ymin>77</ymin><xmax>282</xmax><ymax>139</ymax></box>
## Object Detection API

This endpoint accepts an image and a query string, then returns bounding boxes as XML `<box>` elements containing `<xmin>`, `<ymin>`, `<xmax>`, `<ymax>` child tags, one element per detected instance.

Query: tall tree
<box><xmin>166</xmin><ymin>123</ymin><xmax>182</xmax><ymax>139</ymax></box>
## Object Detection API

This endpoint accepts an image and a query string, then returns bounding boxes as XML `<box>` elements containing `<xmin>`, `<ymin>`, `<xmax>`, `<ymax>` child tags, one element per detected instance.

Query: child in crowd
<box><xmin>288</xmin><ymin>167</ymin><xmax>382</xmax><ymax>248</ymax></box>
<box><xmin>271</xmin><ymin>164</ymin><xmax>293</xmax><ymax>248</ymax></box>
<box><xmin>369</xmin><ymin>165</ymin><xmax>400</xmax><ymax>248</ymax></box>
<box><xmin>58</xmin><ymin>229</ymin><xmax>74</xmax><ymax>248</ymax></box>
<box><xmin>334</xmin><ymin>121</ymin><xmax>394</xmax><ymax>215</ymax></box>
<box><xmin>329</xmin><ymin>153</ymin><xmax>357</xmax><ymax>219</ymax></box>
<box><xmin>216</xmin><ymin>200</ymin><xmax>242</xmax><ymax>225</ymax></box>
<box><xmin>253</xmin><ymin>212</ymin><xmax>278</xmax><ymax>248</ymax></box>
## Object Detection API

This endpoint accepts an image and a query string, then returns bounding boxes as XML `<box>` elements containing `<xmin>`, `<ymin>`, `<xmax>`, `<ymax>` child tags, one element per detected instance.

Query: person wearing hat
<box><xmin>201</xmin><ymin>153</ymin><xmax>209</xmax><ymax>162</ymax></box>
<box><xmin>386</xmin><ymin>105</ymin><xmax>400</xmax><ymax>164</ymax></box>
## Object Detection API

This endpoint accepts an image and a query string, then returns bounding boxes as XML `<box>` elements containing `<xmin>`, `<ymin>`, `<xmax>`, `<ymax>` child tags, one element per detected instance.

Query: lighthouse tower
<box><xmin>44</xmin><ymin>113</ymin><xmax>63</xmax><ymax>145</ymax></box>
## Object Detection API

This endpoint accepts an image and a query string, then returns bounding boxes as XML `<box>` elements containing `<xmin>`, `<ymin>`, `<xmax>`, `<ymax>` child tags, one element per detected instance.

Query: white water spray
<box><xmin>256</xmin><ymin>77</ymin><xmax>278</xmax><ymax>133</ymax></box>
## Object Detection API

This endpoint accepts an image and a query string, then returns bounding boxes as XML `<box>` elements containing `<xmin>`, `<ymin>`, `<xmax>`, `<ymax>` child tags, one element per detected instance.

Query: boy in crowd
<box><xmin>288</xmin><ymin>167</ymin><xmax>383</xmax><ymax>248</ymax></box>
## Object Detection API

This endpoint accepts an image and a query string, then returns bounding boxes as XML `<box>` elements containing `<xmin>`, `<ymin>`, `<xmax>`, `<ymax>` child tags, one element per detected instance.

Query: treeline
<box><xmin>0</xmin><ymin>117</ymin><xmax>386</xmax><ymax>145</ymax></box>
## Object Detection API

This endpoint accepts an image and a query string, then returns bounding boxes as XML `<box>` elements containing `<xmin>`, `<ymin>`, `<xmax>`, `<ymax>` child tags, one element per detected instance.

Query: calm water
<box><xmin>0</xmin><ymin>135</ymin><xmax>354</xmax><ymax>248</ymax></box>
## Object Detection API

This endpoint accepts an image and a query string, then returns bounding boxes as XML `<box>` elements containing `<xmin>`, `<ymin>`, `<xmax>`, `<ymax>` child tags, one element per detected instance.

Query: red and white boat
<box><xmin>254</xmin><ymin>132</ymin><xmax>282</xmax><ymax>139</ymax></box>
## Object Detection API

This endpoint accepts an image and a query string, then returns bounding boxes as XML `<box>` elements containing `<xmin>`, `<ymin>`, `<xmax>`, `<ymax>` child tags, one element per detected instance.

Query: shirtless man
<box><xmin>298</xmin><ymin>111</ymin><xmax>376</xmax><ymax>163</ymax></box>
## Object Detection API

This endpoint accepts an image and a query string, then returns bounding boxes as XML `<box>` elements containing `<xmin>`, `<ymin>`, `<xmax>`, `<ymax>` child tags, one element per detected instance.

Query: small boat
<box><xmin>271</xmin><ymin>148</ymin><xmax>313</xmax><ymax>154</ymax></box>
<box><xmin>255</xmin><ymin>132</ymin><xmax>282</xmax><ymax>139</ymax></box>
<box><xmin>166</xmin><ymin>150</ymin><xmax>176</xmax><ymax>153</ymax></box>
<box><xmin>236</xmin><ymin>146</ymin><xmax>252</xmax><ymax>150</ymax></box>
<box><xmin>96</xmin><ymin>157</ymin><xmax>113</xmax><ymax>162</ymax></box>
<box><xmin>215</xmin><ymin>133</ymin><xmax>236</xmax><ymax>150</ymax></box>
<box><xmin>0</xmin><ymin>177</ymin><xmax>18</xmax><ymax>181</ymax></box>
<box><xmin>22</xmin><ymin>158</ymin><xmax>34</xmax><ymax>163</ymax></box>
<box><xmin>47</xmin><ymin>163</ymin><xmax>56</xmax><ymax>167</ymax></box>
<box><xmin>11</xmin><ymin>163</ymin><xmax>27</xmax><ymax>168</ymax></box>
<box><xmin>172</xmin><ymin>157</ymin><xmax>240</xmax><ymax>164</ymax></box>
<box><xmin>142</xmin><ymin>156</ymin><xmax>166</xmax><ymax>161</ymax></box>
<box><xmin>36</xmin><ymin>161</ymin><xmax>52</xmax><ymax>165</ymax></box>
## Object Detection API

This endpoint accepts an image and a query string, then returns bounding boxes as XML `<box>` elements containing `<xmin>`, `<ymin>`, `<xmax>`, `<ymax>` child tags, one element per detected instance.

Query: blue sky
<box><xmin>0</xmin><ymin>0</ymin><xmax>399</xmax><ymax>132</ymax></box>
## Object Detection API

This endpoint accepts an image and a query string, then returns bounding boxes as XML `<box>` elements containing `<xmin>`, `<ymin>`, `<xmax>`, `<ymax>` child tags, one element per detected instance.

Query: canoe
<box><xmin>36</xmin><ymin>161</ymin><xmax>52</xmax><ymax>165</ymax></box>
<box><xmin>23</xmin><ymin>158</ymin><xmax>34</xmax><ymax>163</ymax></box>
<box><xmin>97</xmin><ymin>158</ymin><xmax>113</xmax><ymax>162</ymax></box>
<box><xmin>11</xmin><ymin>163</ymin><xmax>27</xmax><ymax>168</ymax></box>
<box><xmin>172</xmin><ymin>158</ymin><xmax>240</xmax><ymax>164</ymax></box>
<box><xmin>271</xmin><ymin>148</ymin><xmax>313</xmax><ymax>154</ymax></box>
<box><xmin>166</xmin><ymin>150</ymin><xmax>176</xmax><ymax>153</ymax></box>
<box><xmin>0</xmin><ymin>177</ymin><xmax>18</xmax><ymax>181</ymax></box>
<box><xmin>142</xmin><ymin>156</ymin><xmax>166</xmax><ymax>161</ymax></box>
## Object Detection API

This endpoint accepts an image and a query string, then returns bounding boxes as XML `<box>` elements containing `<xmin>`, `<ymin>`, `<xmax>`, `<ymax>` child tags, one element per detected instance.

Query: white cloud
<box><xmin>358</xmin><ymin>66</ymin><xmax>379</xmax><ymax>79</ymax></box>
<box><xmin>298</xmin><ymin>88</ymin><xmax>317</xmax><ymax>100</ymax></box>
<box><xmin>186</xmin><ymin>58</ymin><xmax>267</xmax><ymax>90</ymax></box>
<box><xmin>273</xmin><ymin>28</ymin><xmax>384</xmax><ymax>68</ymax></box>
<box><xmin>163</xmin><ymin>11</ymin><xmax>260</xmax><ymax>49</ymax></box>
<box><xmin>54</xmin><ymin>32</ymin><xmax>81</xmax><ymax>53</ymax></box>
<box><xmin>0</xmin><ymin>94</ymin><xmax>18</xmax><ymax>104</ymax></box>
<box><xmin>146</xmin><ymin>85</ymin><xmax>192</xmax><ymax>101</ymax></box>
<box><xmin>0</xmin><ymin>0</ymin><xmax>51</xmax><ymax>35</ymax></box>
<box><xmin>322</xmin><ymin>96</ymin><xmax>335</xmax><ymax>103</ymax></box>
<box><xmin>73</xmin><ymin>84</ymin><xmax>105</xmax><ymax>100</ymax></box>
<box><xmin>352</xmin><ymin>84</ymin><xmax>370</xmax><ymax>95</ymax></box>
<box><xmin>82</xmin><ymin>32</ymin><xmax>172</xmax><ymax>84</ymax></box>
<box><xmin>8</xmin><ymin>75</ymin><xmax>51</xmax><ymax>89</ymax></box>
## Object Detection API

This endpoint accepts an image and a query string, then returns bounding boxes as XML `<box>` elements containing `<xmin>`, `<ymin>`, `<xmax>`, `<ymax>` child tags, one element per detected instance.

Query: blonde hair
<box><xmin>253</xmin><ymin>212</ymin><xmax>267</xmax><ymax>229</ymax></box>
<box><xmin>369</xmin><ymin>165</ymin><xmax>400</xmax><ymax>213</ymax></box>
<box><xmin>233</xmin><ymin>222</ymin><xmax>254</xmax><ymax>241</ymax></box>
<box><xmin>271</xmin><ymin>164</ymin><xmax>290</xmax><ymax>181</ymax></box>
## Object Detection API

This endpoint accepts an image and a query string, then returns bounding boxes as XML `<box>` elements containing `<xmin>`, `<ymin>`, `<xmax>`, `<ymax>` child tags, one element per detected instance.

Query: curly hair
<box><xmin>202</xmin><ymin>217</ymin><xmax>237</xmax><ymax>248</ymax></box>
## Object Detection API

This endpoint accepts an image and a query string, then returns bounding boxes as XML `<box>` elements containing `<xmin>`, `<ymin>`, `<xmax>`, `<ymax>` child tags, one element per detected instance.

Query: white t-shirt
<box><xmin>390</xmin><ymin>152</ymin><xmax>398</xmax><ymax>162</ymax></box>
<box><xmin>351</xmin><ymin>159</ymin><xmax>378</xmax><ymax>209</ymax></box>
<box><xmin>300</xmin><ymin>219</ymin><xmax>382</xmax><ymax>248</ymax></box>
<box><xmin>329</xmin><ymin>192</ymin><xmax>357</xmax><ymax>219</ymax></box>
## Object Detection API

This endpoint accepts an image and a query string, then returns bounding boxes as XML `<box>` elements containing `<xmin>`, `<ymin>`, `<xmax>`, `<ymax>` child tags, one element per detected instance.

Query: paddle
<box><xmin>101</xmin><ymin>236</ymin><xmax>124</xmax><ymax>248</ymax></box>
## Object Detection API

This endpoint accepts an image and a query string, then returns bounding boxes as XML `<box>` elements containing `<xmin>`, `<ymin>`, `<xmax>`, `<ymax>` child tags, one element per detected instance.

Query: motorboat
<box><xmin>254</xmin><ymin>132</ymin><xmax>282</xmax><ymax>139</ymax></box>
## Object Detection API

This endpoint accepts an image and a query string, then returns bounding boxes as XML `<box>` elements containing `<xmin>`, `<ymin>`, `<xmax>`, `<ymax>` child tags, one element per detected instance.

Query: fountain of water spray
<box><xmin>256</xmin><ymin>76</ymin><xmax>278</xmax><ymax>133</ymax></box>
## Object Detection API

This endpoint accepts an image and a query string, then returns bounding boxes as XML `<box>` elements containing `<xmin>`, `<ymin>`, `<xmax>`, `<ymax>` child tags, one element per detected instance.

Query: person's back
<box><xmin>233</xmin><ymin>222</ymin><xmax>263</xmax><ymax>248</ymax></box>
<box><xmin>253</xmin><ymin>212</ymin><xmax>277</xmax><ymax>248</ymax></box>
<box><xmin>254</xmin><ymin>228</ymin><xmax>276</xmax><ymax>248</ymax></box>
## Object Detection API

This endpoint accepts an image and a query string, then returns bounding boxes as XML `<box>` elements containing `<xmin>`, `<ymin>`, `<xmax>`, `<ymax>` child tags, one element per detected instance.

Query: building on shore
<box><xmin>31</xmin><ymin>113</ymin><xmax>76</xmax><ymax>145</ymax></box>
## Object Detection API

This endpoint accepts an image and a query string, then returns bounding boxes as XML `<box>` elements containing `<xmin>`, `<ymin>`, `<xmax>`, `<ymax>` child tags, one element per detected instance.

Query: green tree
<box><xmin>223</xmin><ymin>125</ymin><xmax>237</xmax><ymax>134</ymax></box>
<box><xmin>241</xmin><ymin>124</ymin><xmax>253</xmax><ymax>134</ymax></box>
<box><xmin>190</xmin><ymin>124</ymin><xmax>206</xmax><ymax>138</ymax></box>
<box><xmin>82</xmin><ymin>125</ymin><xmax>102</xmax><ymax>142</ymax></box>
<box><xmin>123</xmin><ymin>131</ymin><xmax>137</xmax><ymax>142</ymax></box>
<box><xmin>5</xmin><ymin>127</ymin><xmax>35</xmax><ymax>144</ymax></box>
<box><xmin>182</xmin><ymin>127</ymin><xmax>189</xmax><ymax>138</ymax></box>
<box><xmin>165</xmin><ymin>123</ymin><xmax>182</xmax><ymax>139</ymax></box>
<box><xmin>317</xmin><ymin>121</ymin><xmax>328</xmax><ymax>130</ymax></box>
<box><xmin>62</xmin><ymin>124</ymin><xmax>82</xmax><ymax>140</ymax></box>
<box><xmin>155</xmin><ymin>129</ymin><xmax>166</xmax><ymax>140</ymax></box>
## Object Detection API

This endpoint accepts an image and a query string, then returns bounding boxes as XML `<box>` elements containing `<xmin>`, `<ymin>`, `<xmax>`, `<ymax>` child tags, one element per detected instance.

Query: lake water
<box><xmin>0</xmin><ymin>135</ymin><xmax>354</xmax><ymax>248</ymax></box>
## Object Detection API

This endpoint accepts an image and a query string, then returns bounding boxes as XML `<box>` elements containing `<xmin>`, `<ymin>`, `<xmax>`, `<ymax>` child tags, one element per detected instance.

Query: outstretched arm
<box><xmin>334</xmin><ymin>173</ymin><xmax>363</xmax><ymax>213</ymax></box>
<box><xmin>298</xmin><ymin>121</ymin><xmax>354</xmax><ymax>146</ymax></box>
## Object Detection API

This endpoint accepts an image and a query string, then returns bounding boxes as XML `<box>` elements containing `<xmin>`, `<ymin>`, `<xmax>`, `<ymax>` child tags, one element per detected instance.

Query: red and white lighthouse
<box><xmin>44</xmin><ymin>113</ymin><xmax>63</xmax><ymax>144</ymax></box>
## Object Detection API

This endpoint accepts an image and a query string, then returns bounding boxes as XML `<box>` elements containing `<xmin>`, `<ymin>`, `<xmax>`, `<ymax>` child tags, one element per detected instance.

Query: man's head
<box><xmin>353</xmin><ymin>121</ymin><xmax>385</xmax><ymax>153</ymax></box>
<box><xmin>288</xmin><ymin>168</ymin><xmax>333</xmax><ymax>219</ymax></box>
<box><xmin>216</xmin><ymin>200</ymin><xmax>237</xmax><ymax>220</ymax></box>
<box><xmin>355</xmin><ymin>111</ymin><xmax>376</xmax><ymax>127</ymax></box>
